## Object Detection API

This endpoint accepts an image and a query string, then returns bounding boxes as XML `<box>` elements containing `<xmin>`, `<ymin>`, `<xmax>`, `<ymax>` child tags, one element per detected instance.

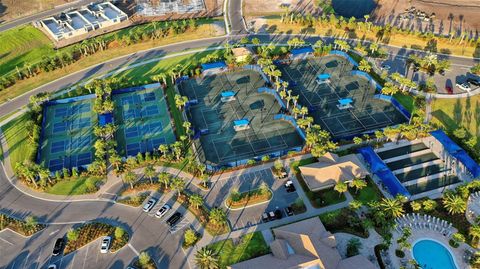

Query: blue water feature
<box><xmin>332</xmin><ymin>0</ymin><xmax>376</xmax><ymax>18</ymax></box>
<box><xmin>413</xmin><ymin>240</ymin><xmax>457</xmax><ymax>269</ymax></box>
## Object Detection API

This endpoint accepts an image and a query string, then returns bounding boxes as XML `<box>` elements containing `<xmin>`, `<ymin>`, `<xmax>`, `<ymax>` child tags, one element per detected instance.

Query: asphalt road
<box><xmin>0</xmin><ymin>0</ymin><xmax>92</xmax><ymax>33</ymax></box>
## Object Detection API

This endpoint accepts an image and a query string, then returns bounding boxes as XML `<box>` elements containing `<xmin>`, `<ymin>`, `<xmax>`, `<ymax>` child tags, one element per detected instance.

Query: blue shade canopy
<box><xmin>317</xmin><ymin>74</ymin><xmax>331</xmax><ymax>80</ymax></box>
<box><xmin>338</xmin><ymin>98</ymin><xmax>353</xmax><ymax>105</ymax></box>
<box><xmin>98</xmin><ymin>113</ymin><xmax>113</xmax><ymax>126</ymax></box>
<box><xmin>201</xmin><ymin>61</ymin><xmax>227</xmax><ymax>70</ymax></box>
<box><xmin>291</xmin><ymin>46</ymin><xmax>314</xmax><ymax>55</ymax></box>
<box><xmin>233</xmin><ymin>119</ymin><xmax>249</xmax><ymax>126</ymax></box>
<box><xmin>430</xmin><ymin>129</ymin><xmax>480</xmax><ymax>178</ymax></box>
<box><xmin>221</xmin><ymin>91</ymin><xmax>235</xmax><ymax>97</ymax></box>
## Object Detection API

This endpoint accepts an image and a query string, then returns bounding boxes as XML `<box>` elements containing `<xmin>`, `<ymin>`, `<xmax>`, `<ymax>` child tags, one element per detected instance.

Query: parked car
<box><xmin>52</xmin><ymin>238</ymin><xmax>65</xmax><ymax>256</ymax></box>
<box><xmin>166</xmin><ymin>212</ymin><xmax>182</xmax><ymax>227</ymax></box>
<box><xmin>142</xmin><ymin>198</ymin><xmax>157</xmax><ymax>212</ymax></box>
<box><xmin>467</xmin><ymin>77</ymin><xmax>480</xmax><ymax>87</ymax></box>
<box><xmin>456</xmin><ymin>82</ymin><xmax>471</xmax><ymax>92</ymax></box>
<box><xmin>47</xmin><ymin>265</ymin><xmax>57</xmax><ymax>269</ymax></box>
<box><xmin>274</xmin><ymin>209</ymin><xmax>283</xmax><ymax>219</ymax></box>
<box><xmin>100</xmin><ymin>236</ymin><xmax>111</xmax><ymax>253</ymax></box>
<box><xmin>155</xmin><ymin>204</ymin><xmax>171</xmax><ymax>218</ymax></box>
<box><xmin>381</xmin><ymin>64</ymin><xmax>391</xmax><ymax>71</ymax></box>
<box><xmin>268</xmin><ymin>211</ymin><xmax>276</xmax><ymax>221</ymax></box>
<box><xmin>445</xmin><ymin>85</ymin><xmax>453</xmax><ymax>94</ymax></box>
<box><xmin>284</xmin><ymin>206</ymin><xmax>294</xmax><ymax>216</ymax></box>
<box><xmin>284</xmin><ymin>180</ymin><xmax>296</xmax><ymax>192</ymax></box>
<box><xmin>262</xmin><ymin>212</ymin><xmax>269</xmax><ymax>222</ymax></box>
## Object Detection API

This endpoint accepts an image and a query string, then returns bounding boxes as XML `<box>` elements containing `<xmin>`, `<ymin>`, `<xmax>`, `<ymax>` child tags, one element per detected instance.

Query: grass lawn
<box><xmin>45</xmin><ymin>177</ymin><xmax>103</xmax><ymax>195</ymax></box>
<box><xmin>1</xmin><ymin>113</ymin><xmax>35</xmax><ymax>166</ymax></box>
<box><xmin>208</xmin><ymin>232</ymin><xmax>270</xmax><ymax>268</ymax></box>
<box><xmin>0</xmin><ymin>25</ymin><xmax>54</xmax><ymax>77</ymax></box>
<box><xmin>350</xmin><ymin>176</ymin><xmax>383</xmax><ymax>204</ymax></box>
<box><xmin>0</xmin><ymin>21</ymin><xmax>222</xmax><ymax>104</ymax></box>
<box><xmin>290</xmin><ymin>157</ymin><xmax>347</xmax><ymax>208</ymax></box>
<box><xmin>394</xmin><ymin>93</ymin><xmax>415</xmax><ymax>113</ymax></box>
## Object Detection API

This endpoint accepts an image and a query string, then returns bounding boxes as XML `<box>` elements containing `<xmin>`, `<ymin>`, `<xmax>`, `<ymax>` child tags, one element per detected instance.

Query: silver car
<box><xmin>143</xmin><ymin>198</ymin><xmax>157</xmax><ymax>212</ymax></box>
<box><xmin>155</xmin><ymin>204</ymin><xmax>171</xmax><ymax>218</ymax></box>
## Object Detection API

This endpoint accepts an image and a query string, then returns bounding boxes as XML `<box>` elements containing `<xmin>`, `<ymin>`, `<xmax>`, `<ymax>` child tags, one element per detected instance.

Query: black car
<box><xmin>268</xmin><ymin>211</ymin><xmax>276</xmax><ymax>221</ymax></box>
<box><xmin>166</xmin><ymin>212</ymin><xmax>182</xmax><ymax>226</ymax></box>
<box><xmin>285</xmin><ymin>180</ymin><xmax>296</xmax><ymax>193</ymax></box>
<box><xmin>284</xmin><ymin>206</ymin><xmax>293</xmax><ymax>216</ymax></box>
<box><xmin>274</xmin><ymin>209</ymin><xmax>283</xmax><ymax>219</ymax></box>
<box><xmin>52</xmin><ymin>238</ymin><xmax>65</xmax><ymax>256</ymax></box>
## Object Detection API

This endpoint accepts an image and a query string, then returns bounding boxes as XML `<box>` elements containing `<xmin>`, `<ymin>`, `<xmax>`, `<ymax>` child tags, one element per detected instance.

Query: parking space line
<box><xmin>82</xmin><ymin>244</ymin><xmax>90</xmax><ymax>269</ymax></box>
<box><xmin>68</xmin><ymin>251</ymin><xmax>76</xmax><ymax>269</ymax></box>
<box><xmin>0</xmin><ymin>236</ymin><xmax>13</xmax><ymax>246</ymax></box>
<box><xmin>128</xmin><ymin>243</ymin><xmax>140</xmax><ymax>256</ymax></box>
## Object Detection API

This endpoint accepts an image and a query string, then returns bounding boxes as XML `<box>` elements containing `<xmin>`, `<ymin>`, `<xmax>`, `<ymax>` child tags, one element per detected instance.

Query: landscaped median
<box><xmin>225</xmin><ymin>185</ymin><xmax>273</xmax><ymax>210</ymax></box>
<box><xmin>0</xmin><ymin>214</ymin><xmax>45</xmax><ymax>236</ymax></box>
<box><xmin>64</xmin><ymin>222</ymin><xmax>129</xmax><ymax>255</ymax></box>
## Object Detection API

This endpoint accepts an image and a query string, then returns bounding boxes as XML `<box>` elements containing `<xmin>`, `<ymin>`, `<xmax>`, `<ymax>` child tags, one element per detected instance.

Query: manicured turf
<box><xmin>208</xmin><ymin>232</ymin><xmax>270</xmax><ymax>268</ymax></box>
<box><xmin>45</xmin><ymin>177</ymin><xmax>102</xmax><ymax>195</ymax></box>
<box><xmin>0</xmin><ymin>25</ymin><xmax>54</xmax><ymax>77</ymax></box>
<box><xmin>394</xmin><ymin>93</ymin><xmax>415</xmax><ymax>113</ymax></box>
<box><xmin>1</xmin><ymin>114</ymin><xmax>35</xmax><ymax>166</ymax></box>
<box><xmin>350</xmin><ymin>177</ymin><xmax>383</xmax><ymax>203</ymax></box>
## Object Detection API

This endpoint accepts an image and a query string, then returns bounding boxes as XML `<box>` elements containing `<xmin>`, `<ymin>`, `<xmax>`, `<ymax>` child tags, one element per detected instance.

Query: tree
<box><xmin>273</xmin><ymin>159</ymin><xmax>283</xmax><ymax>172</ymax></box>
<box><xmin>358</xmin><ymin>59</ymin><xmax>371</xmax><ymax>73</ymax></box>
<box><xmin>189</xmin><ymin>194</ymin><xmax>204</xmax><ymax>210</ymax></box>
<box><xmin>470</xmin><ymin>225</ymin><xmax>480</xmax><ymax>243</ymax></box>
<box><xmin>380</xmin><ymin>197</ymin><xmax>405</xmax><ymax>218</ymax></box>
<box><xmin>195</xmin><ymin>247</ymin><xmax>219</xmax><ymax>269</ymax></box>
<box><xmin>144</xmin><ymin>164</ymin><xmax>157</xmax><ymax>184</ymax></box>
<box><xmin>451</xmin><ymin>233</ymin><xmax>465</xmax><ymax>245</ymax></box>
<box><xmin>334</xmin><ymin>181</ymin><xmax>348</xmax><ymax>197</ymax></box>
<box><xmin>209</xmin><ymin>208</ymin><xmax>227</xmax><ymax>225</ymax></box>
<box><xmin>442</xmin><ymin>193</ymin><xmax>467</xmax><ymax>215</ymax></box>
<box><xmin>67</xmin><ymin>228</ymin><xmax>79</xmax><ymax>242</ymax></box>
<box><xmin>138</xmin><ymin>251</ymin><xmax>152</xmax><ymax>267</ymax></box>
<box><xmin>109</xmin><ymin>153</ymin><xmax>122</xmax><ymax>171</ymax></box>
<box><xmin>115</xmin><ymin>227</ymin><xmax>125</xmax><ymax>239</ymax></box>
<box><xmin>353</xmin><ymin>136</ymin><xmax>362</xmax><ymax>145</ymax></box>
<box><xmin>349</xmin><ymin>200</ymin><xmax>363</xmax><ymax>210</ymax></box>
<box><xmin>349</xmin><ymin>178</ymin><xmax>367</xmax><ymax>193</ymax></box>
<box><xmin>184</xmin><ymin>228</ymin><xmax>198</xmax><ymax>247</ymax></box>
<box><xmin>171</xmin><ymin>177</ymin><xmax>186</xmax><ymax>196</ymax></box>
<box><xmin>305</xmin><ymin>124</ymin><xmax>337</xmax><ymax>157</ymax></box>
<box><xmin>346</xmin><ymin>238</ymin><xmax>362</xmax><ymax>257</ymax></box>
<box><xmin>158</xmin><ymin>172</ymin><xmax>171</xmax><ymax>189</ymax></box>
<box><xmin>422</xmin><ymin>199</ymin><xmax>437</xmax><ymax>212</ymax></box>
<box><xmin>24</xmin><ymin>216</ymin><xmax>38</xmax><ymax>231</ymax></box>
<box><xmin>410</xmin><ymin>201</ymin><xmax>422</xmax><ymax>212</ymax></box>
<box><xmin>381</xmin><ymin>82</ymin><xmax>400</xmax><ymax>96</ymax></box>
<box><xmin>123</xmin><ymin>170</ymin><xmax>137</xmax><ymax>189</ymax></box>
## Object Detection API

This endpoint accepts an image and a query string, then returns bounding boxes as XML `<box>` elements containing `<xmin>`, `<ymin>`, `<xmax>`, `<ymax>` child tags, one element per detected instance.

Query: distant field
<box><xmin>0</xmin><ymin>0</ymin><xmax>69</xmax><ymax>22</ymax></box>
<box><xmin>0</xmin><ymin>25</ymin><xmax>54</xmax><ymax>77</ymax></box>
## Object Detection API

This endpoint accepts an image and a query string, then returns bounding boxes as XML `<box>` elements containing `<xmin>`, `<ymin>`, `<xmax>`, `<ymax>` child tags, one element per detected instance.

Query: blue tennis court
<box><xmin>113</xmin><ymin>84</ymin><xmax>176</xmax><ymax>157</ymax></box>
<box><xmin>51</xmin><ymin>141</ymin><xmax>66</xmax><ymax>154</ymax></box>
<box><xmin>71</xmin><ymin>117</ymin><xmax>91</xmax><ymax>130</ymax></box>
<box><xmin>55</xmin><ymin>107</ymin><xmax>68</xmax><ymax>118</ymax></box>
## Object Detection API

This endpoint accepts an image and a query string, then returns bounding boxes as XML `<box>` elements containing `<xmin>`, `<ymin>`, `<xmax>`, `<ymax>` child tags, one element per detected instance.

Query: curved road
<box><xmin>1</xmin><ymin>2</ymin><xmax>479</xmax><ymax>269</ymax></box>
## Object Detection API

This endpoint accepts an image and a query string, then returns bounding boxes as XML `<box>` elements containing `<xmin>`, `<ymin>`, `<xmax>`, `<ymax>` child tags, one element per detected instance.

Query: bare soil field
<box><xmin>372</xmin><ymin>0</ymin><xmax>480</xmax><ymax>35</ymax></box>
<box><xmin>0</xmin><ymin>0</ymin><xmax>72</xmax><ymax>22</ymax></box>
<box><xmin>244</xmin><ymin>0</ymin><xmax>320</xmax><ymax>16</ymax></box>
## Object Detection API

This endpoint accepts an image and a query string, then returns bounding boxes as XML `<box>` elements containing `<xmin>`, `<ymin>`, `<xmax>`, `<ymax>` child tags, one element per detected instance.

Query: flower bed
<box><xmin>64</xmin><ymin>222</ymin><xmax>129</xmax><ymax>254</ymax></box>
<box><xmin>0</xmin><ymin>214</ymin><xmax>45</xmax><ymax>236</ymax></box>
<box><xmin>117</xmin><ymin>193</ymin><xmax>149</xmax><ymax>207</ymax></box>
<box><xmin>226</xmin><ymin>189</ymin><xmax>273</xmax><ymax>209</ymax></box>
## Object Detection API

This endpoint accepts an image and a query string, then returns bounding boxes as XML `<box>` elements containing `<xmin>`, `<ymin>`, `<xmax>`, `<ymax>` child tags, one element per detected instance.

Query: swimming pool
<box><xmin>412</xmin><ymin>239</ymin><xmax>457</xmax><ymax>269</ymax></box>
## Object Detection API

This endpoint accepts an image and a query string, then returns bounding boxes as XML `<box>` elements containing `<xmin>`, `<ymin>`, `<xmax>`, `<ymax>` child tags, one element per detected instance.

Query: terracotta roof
<box><xmin>299</xmin><ymin>153</ymin><xmax>369</xmax><ymax>191</ymax></box>
<box><xmin>337</xmin><ymin>255</ymin><xmax>377</xmax><ymax>269</ymax></box>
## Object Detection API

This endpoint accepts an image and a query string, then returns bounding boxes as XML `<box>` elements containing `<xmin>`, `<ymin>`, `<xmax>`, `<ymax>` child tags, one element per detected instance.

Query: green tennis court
<box><xmin>278</xmin><ymin>55</ymin><xmax>407</xmax><ymax>139</ymax></box>
<box><xmin>112</xmin><ymin>84</ymin><xmax>176</xmax><ymax>157</ymax></box>
<box><xmin>179</xmin><ymin>70</ymin><xmax>304</xmax><ymax>166</ymax></box>
<box><xmin>39</xmin><ymin>98</ymin><xmax>96</xmax><ymax>172</ymax></box>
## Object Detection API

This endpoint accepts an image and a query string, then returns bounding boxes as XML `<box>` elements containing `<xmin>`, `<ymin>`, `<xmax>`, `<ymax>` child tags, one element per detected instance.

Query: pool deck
<box><xmin>387</xmin><ymin>229</ymin><xmax>472</xmax><ymax>269</ymax></box>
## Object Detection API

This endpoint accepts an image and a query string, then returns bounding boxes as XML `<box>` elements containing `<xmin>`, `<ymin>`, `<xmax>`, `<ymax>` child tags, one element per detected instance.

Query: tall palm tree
<box><xmin>442</xmin><ymin>193</ymin><xmax>467</xmax><ymax>215</ymax></box>
<box><xmin>334</xmin><ymin>181</ymin><xmax>348</xmax><ymax>197</ymax></box>
<box><xmin>349</xmin><ymin>178</ymin><xmax>367</xmax><ymax>193</ymax></box>
<box><xmin>144</xmin><ymin>165</ymin><xmax>157</xmax><ymax>184</ymax></box>
<box><xmin>158</xmin><ymin>172</ymin><xmax>171</xmax><ymax>189</ymax></box>
<box><xmin>189</xmin><ymin>194</ymin><xmax>204</xmax><ymax>210</ymax></box>
<box><xmin>470</xmin><ymin>225</ymin><xmax>480</xmax><ymax>243</ymax></box>
<box><xmin>171</xmin><ymin>177</ymin><xmax>185</xmax><ymax>196</ymax></box>
<box><xmin>380</xmin><ymin>197</ymin><xmax>405</xmax><ymax>218</ymax></box>
<box><xmin>158</xmin><ymin>144</ymin><xmax>169</xmax><ymax>159</ymax></box>
<box><xmin>194</xmin><ymin>247</ymin><xmax>219</xmax><ymax>269</ymax></box>
<box><xmin>209</xmin><ymin>208</ymin><xmax>227</xmax><ymax>225</ymax></box>
<box><xmin>123</xmin><ymin>170</ymin><xmax>137</xmax><ymax>189</ymax></box>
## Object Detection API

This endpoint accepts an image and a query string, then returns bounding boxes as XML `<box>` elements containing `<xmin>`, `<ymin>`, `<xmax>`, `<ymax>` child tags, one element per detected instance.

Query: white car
<box><xmin>381</xmin><ymin>64</ymin><xmax>391</xmax><ymax>71</ymax></box>
<box><xmin>100</xmin><ymin>236</ymin><xmax>111</xmax><ymax>253</ymax></box>
<box><xmin>143</xmin><ymin>198</ymin><xmax>158</xmax><ymax>212</ymax></box>
<box><xmin>456</xmin><ymin>82</ymin><xmax>471</xmax><ymax>92</ymax></box>
<box><xmin>155</xmin><ymin>204</ymin><xmax>171</xmax><ymax>218</ymax></box>
<box><xmin>47</xmin><ymin>265</ymin><xmax>57</xmax><ymax>269</ymax></box>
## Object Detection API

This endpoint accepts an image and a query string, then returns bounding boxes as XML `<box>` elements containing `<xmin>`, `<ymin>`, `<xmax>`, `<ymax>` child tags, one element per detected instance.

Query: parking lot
<box><xmin>200</xmin><ymin>168</ymin><xmax>300</xmax><ymax>231</ymax></box>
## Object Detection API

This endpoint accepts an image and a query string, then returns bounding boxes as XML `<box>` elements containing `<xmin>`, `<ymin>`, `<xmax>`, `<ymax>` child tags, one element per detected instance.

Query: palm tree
<box><xmin>158</xmin><ymin>172</ymin><xmax>171</xmax><ymax>189</ymax></box>
<box><xmin>123</xmin><ymin>170</ymin><xmax>137</xmax><ymax>189</ymax></box>
<box><xmin>171</xmin><ymin>177</ymin><xmax>185</xmax><ymax>196</ymax></box>
<box><xmin>470</xmin><ymin>225</ymin><xmax>480</xmax><ymax>244</ymax></box>
<box><xmin>334</xmin><ymin>181</ymin><xmax>348</xmax><ymax>197</ymax></box>
<box><xmin>379</xmin><ymin>197</ymin><xmax>405</xmax><ymax>218</ymax></box>
<box><xmin>144</xmin><ymin>164</ymin><xmax>156</xmax><ymax>184</ymax></box>
<box><xmin>358</xmin><ymin>59</ymin><xmax>371</xmax><ymax>73</ymax></box>
<box><xmin>349</xmin><ymin>178</ymin><xmax>367</xmax><ymax>193</ymax></box>
<box><xmin>158</xmin><ymin>144</ymin><xmax>169</xmax><ymax>159</ymax></box>
<box><xmin>194</xmin><ymin>247</ymin><xmax>219</xmax><ymax>269</ymax></box>
<box><xmin>442</xmin><ymin>193</ymin><xmax>467</xmax><ymax>215</ymax></box>
<box><xmin>209</xmin><ymin>208</ymin><xmax>227</xmax><ymax>225</ymax></box>
<box><xmin>189</xmin><ymin>194</ymin><xmax>204</xmax><ymax>210</ymax></box>
<box><xmin>109</xmin><ymin>153</ymin><xmax>122</xmax><ymax>171</ymax></box>
<box><xmin>349</xmin><ymin>200</ymin><xmax>363</xmax><ymax>210</ymax></box>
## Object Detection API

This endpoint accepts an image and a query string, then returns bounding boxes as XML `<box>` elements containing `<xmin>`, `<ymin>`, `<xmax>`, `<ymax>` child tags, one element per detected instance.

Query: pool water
<box><xmin>332</xmin><ymin>0</ymin><xmax>376</xmax><ymax>18</ymax></box>
<box><xmin>413</xmin><ymin>240</ymin><xmax>457</xmax><ymax>269</ymax></box>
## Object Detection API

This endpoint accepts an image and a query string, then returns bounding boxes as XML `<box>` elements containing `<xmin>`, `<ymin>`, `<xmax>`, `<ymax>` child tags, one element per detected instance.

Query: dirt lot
<box><xmin>0</xmin><ymin>0</ymin><xmax>72</xmax><ymax>22</ymax></box>
<box><xmin>372</xmin><ymin>0</ymin><xmax>480</xmax><ymax>35</ymax></box>
<box><xmin>244</xmin><ymin>0</ymin><xmax>319</xmax><ymax>16</ymax></box>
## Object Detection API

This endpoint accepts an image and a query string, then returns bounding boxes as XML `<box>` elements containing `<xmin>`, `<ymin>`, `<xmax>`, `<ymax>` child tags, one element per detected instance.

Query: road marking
<box><xmin>82</xmin><ymin>244</ymin><xmax>90</xmax><ymax>269</ymax></box>
<box><xmin>49</xmin><ymin>229</ymin><xmax>60</xmax><ymax>236</ymax></box>
<box><xmin>128</xmin><ymin>243</ymin><xmax>140</xmax><ymax>256</ymax></box>
<box><xmin>0</xmin><ymin>236</ymin><xmax>13</xmax><ymax>245</ymax></box>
